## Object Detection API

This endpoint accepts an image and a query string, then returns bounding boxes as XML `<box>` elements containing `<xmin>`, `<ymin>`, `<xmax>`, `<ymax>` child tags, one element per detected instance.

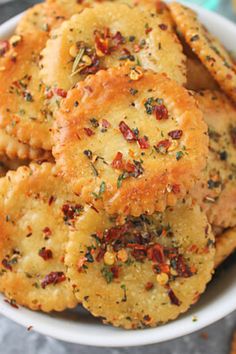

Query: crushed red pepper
<box><xmin>62</xmin><ymin>204</ymin><xmax>83</xmax><ymax>224</ymax></box>
<box><xmin>53</xmin><ymin>87</ymin><xmax>67</xmax><ymax>98</ymax></box>
<box><xmin>2</xmin><ymin>258</ymin><xmax>12</xmax><ymax>271</ymax></box>
<box><xmin>38</xmin><ymin>248</ymin><xmax>53</xmax><ymax>261</ymax></box>
<box><xmin>154</xmin><ymin>104</ymin><xmax>168</xmax><ymax>120</ymax></box>
<box><xmin>155</xmin><ymin>139</ymin><xmax>171</xmax><ymax>153</ymax></box>
<box><xmin>80</xmin><ymin>215</ymin><xmax>197</xmax><ymax>308</ymax></box>
<box><xmin>41</xmin><ymin>272</ymin><xmax>66</xmax><ymax>289</ymax></box>
<box><xmin>84</xmin><ymin>127</ymin><xmax>95</xmax><ymax>137</ymax></box>
<box><xmin>119</xmin><ymin>121</ymin><xmax>137</xmax><ymax>142</ymax></box>
<box><xmin>168</xmin><ymin>130</ymin><xmax>183</xmax><ymax>140</ymax></box>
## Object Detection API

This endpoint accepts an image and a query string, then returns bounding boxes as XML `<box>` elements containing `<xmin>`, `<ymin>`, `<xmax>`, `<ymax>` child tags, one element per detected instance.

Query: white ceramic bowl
<box><xmin>0</xmin><ymin>3</ymin><xmax>236</xmax><ymax>347</ymax></box>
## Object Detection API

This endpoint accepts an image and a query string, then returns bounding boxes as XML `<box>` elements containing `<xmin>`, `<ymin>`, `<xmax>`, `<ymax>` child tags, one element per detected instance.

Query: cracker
<box><xmin>0</xmin><ymin>0</ymin><xmax>89</xmax><ymax>150</ymax></box>
<box><xmin>169</xmin><ymin>2</ymin><xmax>236</xmax><ymax>103</ymax></box>
<box><xmin>16</xmin><ymin>1</ymin><xmax>84</xmax><ymax>35</ymax></box>
<box><xmin>66</xmin><ymin>200</ymin><xmax>215</xmax><ymax>329</ymax></box>
<box><xmin>191</xmin><ymin>90</ymin><xmax>236</xmax><ymax>228</ymax></box>
<box><xmin>214</xmin><ymin>228</ymin><xmax>236</xmax><ymax>268</ymax></box>
<box><xmin>0</xmin><ymin>129</ymin><xmax>51</xmax><ymax>161</ymax></box>
<box><xmin>186</xmin><ymin>58</ymin><xmax>218</xmax><ymax>91</ymax></box>
<box><xmin>0</xmin><ymin>163</ymin><xmax>80</xmax><ymax>311</ymax></box>
<box><xmin>0</xmin><ymin>156</ymin><xmax>30</xmax><ymax>171</ymax></box>
<box><xmin>54</xmin><ymin>67</ymin><xmax>208</xmax><ymax>216</ymax></box>
<box><xmin>40</xmin><ymin>1</ymin><xmax>186</xmax><ymax>92</ymax></box>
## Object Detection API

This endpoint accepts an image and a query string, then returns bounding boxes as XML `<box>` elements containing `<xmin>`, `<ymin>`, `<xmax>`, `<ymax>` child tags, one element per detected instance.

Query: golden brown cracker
<box><xmin>54</xmin><ymin>67</ymin><xmax>208</xmax><ymax>216</ymax></box>
<box><xmin>0</xmin><ymin>163</ymin><xmax>81</xmax><ymax>311</ymax></box>
<box><xmin>66</xmin><ymin>200</ymin><xmax>215</xmax><ymax>329</ymax></box>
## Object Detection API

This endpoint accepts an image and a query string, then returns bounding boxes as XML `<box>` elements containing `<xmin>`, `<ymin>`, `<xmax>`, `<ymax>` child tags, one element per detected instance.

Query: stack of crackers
<box><xmin>0</xmin><ymin>0</ymin><xmax>235</xmax><ymax>329</ymax></box>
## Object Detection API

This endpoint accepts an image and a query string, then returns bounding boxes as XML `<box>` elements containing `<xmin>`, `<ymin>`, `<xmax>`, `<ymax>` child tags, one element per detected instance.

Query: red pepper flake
<box><xmin>111</xmin><ymin>152</ymin><xmax>124</xmax><ymax>169</ymax></box>
<box><xmin>168</xmin><ymin>130</ymin><xmax>183</xmax><ymax>140</ymax></box>
<box><xmin>84</xmin><ymin>127</ymin><xmax>95</xmax><ymax>136</ymax></box>
<box><xmin>119</xmin><ymin>121</ymin><xmax>137</xmax><ymax>142</ymax></box>
<box><xmin>41</xmin><ymin>272</ymin><xmax>66</xmax><ymax>289</ymax></box>
<box><xmin>45</xmin><ymin>90</ymin><xmax>54</xmax><ymax>99</ymax></box>
<box><xmin>176</xmin><ymin>255</ymin><xmax>194</xmax><ymax>277</ymax></box>
<box><xmin>38</xmin><ymin>247</ymin><xmax>53</xmax><ymax>261</ymax></box>
<box><xmin>156</xmin><ymin>139</ymin><xmax>171</xmax><ymax>153</ymax></box>
<box><xmin>43</xmin><ymin>227</ymin><xmax>52</xmax><ymax>237</ymax></box>
<box><xmin>62</xmin><ymin>204</ymin><xmax>83</xmax><ymax>221</ymax></box>
<box><xmin>96</xmin><ymin>249</ymin><xmax>106</xmax><ymax>262</ymax></box>
<box><xmin>159</xmin><ymin>263</ymin><xmax>170</xmax><ymax>273</ymax></box>
<box><xmin>0</xmin><ymin>40</ymin><xmax>10</xmax><ymax>56</ymax></box>
<box><xmin>126</xmin><ymin>243</ymin><xmax>146</xmax><ymax>250</ymax></box>
<box><xmin>112</xmin><ymin>31</ymin><xmax>124</xmax><ymax>48</ymax></box>
<box><xmin>172</xmin><ymin>184</ymin><xmax>180</xmax><ymax>194</ymax></box>
<box><xmin>101</xmin><ymin>119</ymin><xmax>110</xmax><ymax>129</ymax></box>
<box><xmin>145</xmin><ymin>27</ymin><xmax>153</xmax><ymax>34</ymax></box>
<box><xmin>48</xmin><ymin>196</ymin><xmax>55</xmax><ymax>206</ymax></box>
<box><xmin>4</xmin><ymin>299</ymin><xmax>19</xmax><ymax>309</ymax></box>
<box><xmin>145</xmin><ymin>282</ymin><xmax>154</xmax><ymax>291</ymax></box>
<box><xmin>154</xmin><ymin>104</ymin><xmax>168</xmax><ymax>120</ymax></box>
<box><xmin>138</xmin><ymin>136</ymin><xmax>150</xmax><ymax>149</ymax></box>
<box><xmin>159</xmin><ymin>23</ymin><xmax>168</xmax><ymax>31</ymax></box>
<box><xmin>94</xmin><ymin>29</ymin><xmax>111</xmax><ymax>55</ymax></box>
<box><xmin>111</xmin><ymin>265</ymin><xmax>119</xmax><ymax>278</ymax></box>
<box><xmin>2</xmin><ymin>258</ymin><xmax>12</xmax><ymax>271</ymax></box>
<box><xmin>54</xmin><ymin>88</ymin><xmax>67</xmax><ymax>98</ymax></box>
<box><xmin>27</xmin><ymin>326</ymin><xmax>33</xmax><ymax>331</ymax></box>
<box><xmin>168</xmin><ymin>288</ymin><xmax>181</xmax><ymax>306</ymax></box>
<box><xmin>147</xmin><ymin>244</ymin><xmax>165</xmax><ymax>263</ymax></box>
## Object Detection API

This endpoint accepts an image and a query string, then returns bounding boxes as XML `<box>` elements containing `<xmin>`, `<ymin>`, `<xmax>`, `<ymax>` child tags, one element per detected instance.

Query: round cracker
<box><xmin>191</xmin><ymin>90</ymin><xmax>236</xmax><ymax>228</ymax></box>
<box><xmin>0</xmin><ymin>0</ymin><xmax>89</xmax><ymax>150</ymax></box>
<box><xmin>0</xmin><ymin>33</ymin><xmax>53</xmax><ymax>149</ymax></box>
<box><xmin>0</xmin><ymin>163</ymin><xmax>80</xmax><ymax>312</ymax></box>
<box><xmin>0</xmin><ymin>128</ymin><xmax>52</xmax><ymax>161</ymax></box>
<box><xmin>16</xmin><ymin>1</ymin><xmax>84</xmax><ymax>35</ymax></box>
<box><xmin>54</xmin><ymin>67</ymin><xmax>208</xmax><ymax>216</ymax></box>
<box><xmin>40</xmin><ymin>1</ymin><xmax>186</xmax><ymax>92</ymax></box>
<box><xmin>169</xmin><ymin>2</ymin><xmax>236</xmax><ymax>103</ymax></box>
<box><xmin>214</xmin><ymin>228</ymin><xmax>236</xmax><ymax>268</ymax></box>
<box><xmin>66</xmin><ymin>200</ymin><xmax>215</xmax><ymax>329</ymax></box>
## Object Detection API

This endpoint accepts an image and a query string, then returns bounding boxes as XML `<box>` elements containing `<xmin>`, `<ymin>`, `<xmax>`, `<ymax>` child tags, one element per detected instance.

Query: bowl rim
<box><xmin>0</xmin><ymin>3</ymin><xmax>236</xmax><ymax>347</ymax></box>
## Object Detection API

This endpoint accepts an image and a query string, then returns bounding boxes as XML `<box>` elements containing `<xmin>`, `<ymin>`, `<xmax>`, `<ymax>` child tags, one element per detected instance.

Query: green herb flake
<box><xmin>176</xmin><ymin>151</ymin><xmax>184</xmax><ymax>161</ymax></box>
<box><xmin>101</xmin><ymin>266</ymin><xmax>114</xmax><ymax>284</ymax></box>
<box><xmin>71</xmin><ymin>48</ymin><xmax>85</xmax><ymax>77</ymax></box>
<box><xmin>92</xmin><ymin>181</ymin><xmax>106</xmax><ymax>199</ymax></box>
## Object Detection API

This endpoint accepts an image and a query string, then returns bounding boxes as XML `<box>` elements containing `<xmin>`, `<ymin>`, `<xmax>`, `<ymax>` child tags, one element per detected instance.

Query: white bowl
<box><xmin>0</xmin><ymin>3</ymin><xmax>236</xmax><ymax>347</ymax></box>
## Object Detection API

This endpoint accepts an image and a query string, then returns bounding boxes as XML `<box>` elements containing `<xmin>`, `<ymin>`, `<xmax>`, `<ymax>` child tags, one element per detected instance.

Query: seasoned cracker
<box><xmin>66</xmin><ymin>200</ymin><xmax>215</xmax><ymax>329</ymax></box>
<box><xmin>16</xmin><ymin>1</ymin><xmax>84</xmax><ymax>35</ymax></box>
<box><xmin>0</xmin><ymin>163</ymin><xmax>80</xmax><ymax>311</ymax></box>
<box><xmin>40</xmin><ymin>1</ymin><xmax>186</xmax><ymax>92</ymax></box>
<box><xmin>191</xmin><ymin>90</ymin><xmax>236</xmax><ymax>227</ymax></box>
<box><xmin>215</xmin><ymin>228</ymin><xmax>236</xmax><ymax>268</ymax></box>
<box><xmin>186</xmin><ymin>58</ymin><xmax>218</xmax><ymax>91</ymax></box>
<box><xmin>0</xmin><ymin>0</ymin><xmax>89</xmax><ymax>150</ymax></box>
<box><xmin>169</xmin><ymin>2</ymin><xmax>236</xmax><ymax>103</ymax></box>
<box><xmin>0</xmin><ymin>129</ymin><xmax>51</xmax><ymax>161</ymax></box>
<box><xmin>54</xmin><ymin>67</ymin><xmax>208</xmax><ymax>216</ymax></box>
